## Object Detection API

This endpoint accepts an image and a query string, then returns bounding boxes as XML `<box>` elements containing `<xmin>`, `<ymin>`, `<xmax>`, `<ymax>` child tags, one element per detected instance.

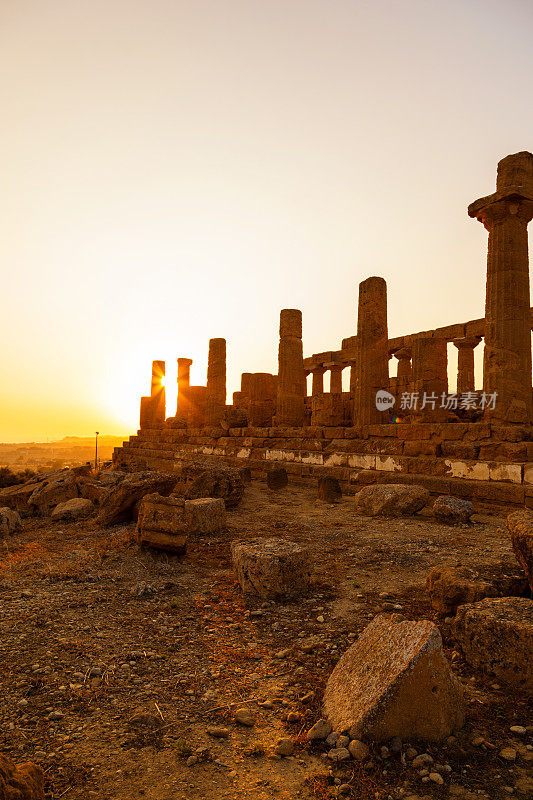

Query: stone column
<box><xmin>411</xmin><ymin>338</ymin><xmax>448</xmax><ymax>411</ymax></box>
<box><xmin>139</xmin><ymin>396</ymin><xmax>152</xmax><ymax>429</ymax></box>
<box><xmin>353</xmin><ymin>277</ymin><xmax>389</xmax><ymax>425</ymax></box>
<box><xmin>176</xmin><ymin>357</ymin><xmax>193</xmax><ymax>419</ymax></box>
<box><xmin>241</xmin><ymin>373</ymin><xmax>253</xmax><ymax>399</ymax></box>
<box><xmin>348</xmin><ymin>359</ymin><xmax>357</xmax><ymax>394</ymax></box>
<box><xmin>453</xmin><ymin>337</ymin><xmax>481</xmax><ymax>394</ymax></box>
<box><xmin>249</xmin><ymin>373</ymin><xmax>276</xmax><ymax>427</ymax></box>
<box><xmin>329</xmin><ymin>364</ymin><xmax>344</xmax><ymax>394</ymax></box>
<box><xmin>150</xmin><ymin>360</ymin><xmax>166</xmax><ymax>424</ymax></box>
<box><xmin>276</xmin><ymin>309</ymin><xmax>306</xmax><ymax>426</ymax></box>
<box><xmin>187</xmin><ymin>386</ymin><xmax>207</xmax><ymax>428</ymax></box>
<box><xmin>206</xmin><ymin>338</ymin><xmax>226</xmax><ymax>425</ymax></box>
<box><xmin>469</xmin><ymin>151</ymin><xmax>533</xmax><ymax>422</ymax></box>
<box><xmin>311</xmin><ymin>366</ymin><xmax>326</xmax><ymax>396</ymax></box>
<box><xmin>394</xmin><ymin>347</ymin><xmax>412</xmax><ymax>396</ymax></box>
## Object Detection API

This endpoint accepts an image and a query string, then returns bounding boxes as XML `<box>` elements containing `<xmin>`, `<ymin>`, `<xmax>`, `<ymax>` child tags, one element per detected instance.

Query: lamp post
<box><xmin>95</xmin><ymin>431</ymin><xmax>99</xmax><ymax>471</ymax></box>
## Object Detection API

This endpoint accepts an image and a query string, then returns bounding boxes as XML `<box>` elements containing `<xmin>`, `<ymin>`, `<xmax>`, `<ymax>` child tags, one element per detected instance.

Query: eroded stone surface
<box><xmin>432</xmin><ymin>496</ymin><xmax>475</xmax><ymax>525</ymax></box>
<box><xmin>28</xmin><ymin>470</ymin><xmax>79</xmax><ymax>516</ymax></box>
<box><xmin>454</xmin><ymin>597</ymin><xmax>533</xmax><ymax>693</ymax></box>
<box><xmin>0</xmin><ymin>754</ymin><xmax>44</xmax><ymax>800</ymax></box>
<box><xmin>174</xmin><ymin>460</ymin><xmax>244</xmax><ymax>509</ymax></box>
<box><xmin>323</xmin><ymin>614</ymin><xmax>465</xmax><ymax>742</ymax></box>
<box><xmin>507</xmin><ymin>509</ymin><xmax>533</xmax><ymax>591</ymax></box>
<box><xmin>136</xmin><ymin>492</ymin><xmax>188</xmax><ymax>554</ymax></box>
<box><xmin>51</xmin><ymin>497</ymin><xmax>94</xmax><ymax>521</ymax></box>
<box><xmin>184</xmin><ymin>498</ymin><xmax>226</xmax><ymax>533</ymax></box>
<box><xmin>266</xmin><ymin>467</ymin><xmax>288</xmax><ymax>491</ymax></box>
<box><xmin>355</xmin><ymin>484</ymin><xmax>429</xmax><ymax>517</ymax></box>
<box><xmin>97</xmin><ymin>472</ymin><xmax>177</xmax><ymax>526</ymax></box>
<box><xmin>0</xmin><ymin>508</ymin><xmax>22</xmax><ymax>537</ymax></box>
<box><xmin>317</xmin><ymin>476</ymin><xmax>342</xmax><ymax>502</ymax></box>
<box><xmin>231</xmin><ymin>537</ymin><xmax>312</xmax><ymax>600</ymax></box>
<box><xmin>426</xmin><ymin>563</ymin><xmax>526</xmax><ymax>615</ymax></box>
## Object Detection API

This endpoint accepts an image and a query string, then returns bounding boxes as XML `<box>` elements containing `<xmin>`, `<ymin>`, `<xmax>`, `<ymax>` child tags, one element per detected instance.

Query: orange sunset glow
<box><xmin>1</xmin><ymin>0</ymin><xmax>532</xmax><ymax>444</ymax></box>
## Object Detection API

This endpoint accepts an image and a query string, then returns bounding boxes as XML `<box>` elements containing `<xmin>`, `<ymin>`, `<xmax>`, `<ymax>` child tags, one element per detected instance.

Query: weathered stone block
<box><xmin>454</xmin><ymin>597</ymin><xmax>533</xmax><ymax>693</ymax></box>
<box><xmin>444</xmin><ymin>460</ymin><xmax>490</xmax><ymax>481</ymax></box>
<box><xmin>0</xmin><ymin>753</ymin><xmax>44</xmax><ymax>800</ymax></box>
<box><xmin>174</xmin><ymin>460</ymin><xmax>244</xmax><ymax>509</ymax></box>
<box><xmin>97</xmin><ymin>471</ymin><xmax>177</xmax><ymax>526</ymax></box>
<box><xmin>355</xmin><ymin>484</ymin><xmax>429</xmax><ymax>517</ymax></box>
<box><xmin>51</xmin><ymin>498</ymin><xmax>94</xmax><ymax>521</ymax></box>
<box><xmin>136</xmin><ymin>493</ymin><xmax>188</xmax><ymax>553</ymax></box>
<box><xmin>28</xmin><ymin>470</ymin><xmax>79</xmax><ymax>516</ymax></box>
<box><xmin>184</xmin><ymin>498</ymin><xmax>226</xmax><ymax>533</ymax></box>
<box><xmin>317</xmin><ymin>476</ymin><xmax>342</xmax><ymax>502</ymax></box>
<box><xmin>0</xmin><ymin>507</ymin><xmax>22</xmax><ymax>537</ymax></box>
<box><xmin>489</xmin><ymin>463</ymin><xmax>523</xmax><ymax>484</ymax></box>
<box><xmin>231</xmin><ymin>537</ymin><xmax>311</xmax><ymax>600</ymax></box>
<box><xmin>426</xmin><ymin>563</ymin><xmax>526</xmax><ymax>614</ymax></box>
<box><xmin>323</xmin><ymin>614</ymin><xmax>464</xmax><ymax>742</ymax></box>
<box><xmin>507</xmin><ymin>510</ymin><xmax>533</xmax><ymax>591</ymax></box>
<box><xmin>432</xmin><ymin>496</ymin><xmax>474</xmax><ymax>525</ymax></box>
<box><xmin>266</xmin><ymin>467</ymin><xmax>288</xmax><ymax>490</ymax></box>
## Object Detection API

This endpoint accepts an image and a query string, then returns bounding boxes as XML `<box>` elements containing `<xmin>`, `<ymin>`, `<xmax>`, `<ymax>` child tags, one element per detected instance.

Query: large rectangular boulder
<box><xmin>323</xmin><ymin>614</ymin><xmax>464</xmax><ymax>742</ymax></box>
<box><xmin>454</xmin><ymin>597</ymin><xmax>533</xmax><ymax>693</ymax></box>
<box><xmin>231</xmin><ymin>537</ymin><xmax>312</xmax><ymax>600</ymax></box>
<box><xmin>136</xmin><ymin>493</ymin><xmax>188</xmax><ymax>554</ymax></box>
<box><xmin>507</xmin><ymin>510</ymin><xmax>533</xmax><ymax>592</ymax></box>
<box><xmin>184</xmin><ymin>498</ymin><xmax>225</xmax><ymax>533</ymax></box>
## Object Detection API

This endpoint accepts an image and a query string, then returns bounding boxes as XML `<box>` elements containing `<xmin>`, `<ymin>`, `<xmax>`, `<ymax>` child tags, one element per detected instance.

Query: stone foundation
<box><xmin>113</xmin><ymin>420</ymin><xmax>533</xmax><ymax>508</ymax></box>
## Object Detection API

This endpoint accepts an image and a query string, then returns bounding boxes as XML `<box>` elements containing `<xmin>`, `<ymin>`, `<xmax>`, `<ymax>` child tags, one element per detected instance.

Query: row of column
<box><xmin>140</xmin><ymin>152</ymin><xmax>533</xmax><ymax>430</ymax></box>
<box><xmin>140</xmin><ymin>318</ymin><xmax>484</xmax><ymax>430</ymax></box>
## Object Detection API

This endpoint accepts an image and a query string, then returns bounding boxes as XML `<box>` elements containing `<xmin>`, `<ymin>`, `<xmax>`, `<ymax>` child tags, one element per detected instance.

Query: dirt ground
<box><xmin>0</xmin><ymin>482</ymin><xmax>531</xmax><ymax>800</ymax></box>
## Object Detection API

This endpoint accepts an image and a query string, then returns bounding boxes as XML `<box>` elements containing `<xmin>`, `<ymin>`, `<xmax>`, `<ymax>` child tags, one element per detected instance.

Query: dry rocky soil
<box><xmin>0</xmin><ymin>482</ymin><xmax>531</xmax><ymax>800</ymax></box>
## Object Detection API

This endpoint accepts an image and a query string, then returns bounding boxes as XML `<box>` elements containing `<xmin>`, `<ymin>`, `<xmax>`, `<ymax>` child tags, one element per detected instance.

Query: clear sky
<box><xmin>1</xmin><ymin>0</ymin><xmax>532</xmax><ymax>441</ymax></box>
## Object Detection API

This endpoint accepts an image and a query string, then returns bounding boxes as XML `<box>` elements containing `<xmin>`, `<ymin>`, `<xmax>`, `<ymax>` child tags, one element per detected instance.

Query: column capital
<box><xmin>394</xmin><ymin>347</ymin><xmax>412</xmax><ymax>360</ymax></box>
<box><xmin>469</xmin><ymin>152</ymin><xmax>533</xmax><ymax>229</ymax></box>
<box><xmin>452</xmin><ymin>336</ymin><xmax>482</xmax><ymax>350</ymax></box>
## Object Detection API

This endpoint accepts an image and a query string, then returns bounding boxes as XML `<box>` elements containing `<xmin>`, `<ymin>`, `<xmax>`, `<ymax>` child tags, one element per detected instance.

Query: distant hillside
<box><xmin>0</xmin><ymin>435</ymin><xmax>128</xmax><ymax>471</ymax></box>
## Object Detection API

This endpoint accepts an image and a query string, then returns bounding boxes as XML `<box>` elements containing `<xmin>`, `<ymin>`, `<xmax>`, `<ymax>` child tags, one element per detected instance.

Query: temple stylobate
<box><xmin>116</xmin><ymin>152</ymin><xmax>533</xmax><ymax>509</ymax></box>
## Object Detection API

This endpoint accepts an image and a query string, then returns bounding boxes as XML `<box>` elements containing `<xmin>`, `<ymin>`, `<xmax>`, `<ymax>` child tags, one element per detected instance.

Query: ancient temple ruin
<box><xmin>114</xmin><ymin>152</ymin><xmax>533</xmax><ymax>507</ymax></box>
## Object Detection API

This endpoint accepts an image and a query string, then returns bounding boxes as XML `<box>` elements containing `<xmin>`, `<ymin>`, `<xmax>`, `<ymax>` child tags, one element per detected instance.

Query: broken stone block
<box><xmin>0</xmin><ymin>480</ymin><xmax>44</xmax><ymax>515</ymax></box>
<box><xmin>97</xmin><ymin>471</ymin><xmax>177</xmax><ymax>526</ymax></box>
<box><xmin>28</xmin><ymin>469</ymin><xmax>79</xmax><ymax>516</ymax></box>
<box><xmin>507</xmin><ymin>510</ymin><xmax>533</xmax><ymax>592</ymax></box>
<box><xmin>51</xmin><ymin>498</ymin><xmax>94</xmax><ymax>521</ymax></box>
<box><xmin>454</xmin><ymin>597</ymin><xmax>533</xmax><ymax>693</ymax></box>
<box><xmin>426</xmin><ymin>563</ymin><xmax>527</xmax><ymax>615</ymax></box>
<box><xmin>184</xmin><ymin>498</ymin><xmax>225</xmax><ymax>533</ymax></box>
<box><xmin>266</xmin><ymin>467</ymin><xmax>288</xmax><ymax>490</ymax></box>
<box><xmin>173</xmin><ymin>460</ymin><xmax>244</xmax><ymax>509</ymax></box>
<box><xmin>0</xmin><ymin>507</ymin><xmax>22</xmax><ymax>537</ymax></box>
<box><xmin>355</xmin><ymin>484</ymin><xmax>429</xmax><ymax>517</ymax></box>
<box><xmin>136</xmin><ymin>493</ymin><xmax>188</xmax><ymax>554</ymax></box>
<box><xmin>432</xmin><ymin>496</ymin><xmax>475</xmax><ymax>525</ymax></box>
<box><xmin>231</xmin><ymin>537</ymin><xmax>312</xmax><ymax>600</ymax></box>
<box><xmin>317</xmin><ymin>476</ymin><xmax>342</xmax><ymax>502</ymax></box>
<box><xmin>323</xmin><ymin>614</ymin><xmax>464</xmax><ymax>742</ymax></box>
<box><xmin>0</xmin><ymin>753</ymin><xmax>44</xmax><ymax>799</ymax></box>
